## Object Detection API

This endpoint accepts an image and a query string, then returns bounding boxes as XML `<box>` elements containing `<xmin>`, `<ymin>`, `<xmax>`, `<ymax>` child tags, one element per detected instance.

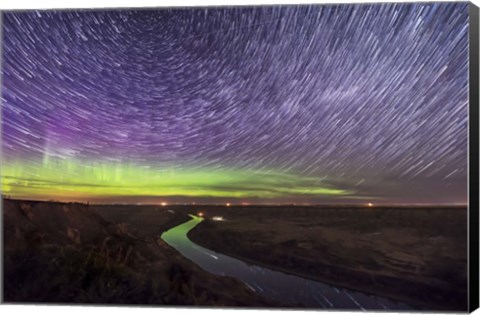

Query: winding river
<box><xmin>161</xmin><ymin>215</ymin><xmax>412</xmax><ymax>310</ymax></box>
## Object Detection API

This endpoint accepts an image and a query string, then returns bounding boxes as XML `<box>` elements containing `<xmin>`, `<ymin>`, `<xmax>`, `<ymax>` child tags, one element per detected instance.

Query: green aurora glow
<box><xmin>1</xmin><ymin>158</ymin><xmax>351</xmax><ymax>202</ymax></box>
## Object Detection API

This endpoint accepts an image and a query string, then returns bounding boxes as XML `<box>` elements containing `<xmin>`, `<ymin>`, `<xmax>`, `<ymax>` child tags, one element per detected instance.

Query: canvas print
<box><xmin>1</xmin><ymin>2</ymin><xmax>475</xmax><ymax>311</ymax></box>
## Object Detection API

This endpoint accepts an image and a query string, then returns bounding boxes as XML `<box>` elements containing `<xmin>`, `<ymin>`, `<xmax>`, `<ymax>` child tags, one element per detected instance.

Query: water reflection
<box><xmin>161</xmin><ymin>215</ymin><xmax>411</xmax><ymax>310</ymax></box>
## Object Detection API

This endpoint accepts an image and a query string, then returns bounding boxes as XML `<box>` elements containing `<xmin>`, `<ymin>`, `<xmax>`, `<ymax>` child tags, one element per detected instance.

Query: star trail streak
<box><xmin>0</xmin><ymin>3</ymin><xmax>469</xmax><ymax>204</ymax></box>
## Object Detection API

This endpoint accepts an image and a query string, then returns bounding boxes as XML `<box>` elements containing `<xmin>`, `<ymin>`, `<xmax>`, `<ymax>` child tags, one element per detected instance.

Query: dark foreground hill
<box><xmin>3</xmin><ymin>198</ymin><xmax>276</xmax><ymax>306</ymax></box>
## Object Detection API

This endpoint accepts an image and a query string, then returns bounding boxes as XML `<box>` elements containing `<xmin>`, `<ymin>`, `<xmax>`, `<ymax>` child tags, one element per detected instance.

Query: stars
<box><xmin>0</xmin><ymin>3</ymin><xmax>469</xmax><ymax>204</ymax></box>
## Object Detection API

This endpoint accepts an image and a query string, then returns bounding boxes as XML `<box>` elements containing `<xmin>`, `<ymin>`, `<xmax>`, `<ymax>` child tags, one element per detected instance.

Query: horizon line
<box><xmin>1</xmin><ymin>196</ymin><xmax>468</xmax><ymax>208</ymax></box>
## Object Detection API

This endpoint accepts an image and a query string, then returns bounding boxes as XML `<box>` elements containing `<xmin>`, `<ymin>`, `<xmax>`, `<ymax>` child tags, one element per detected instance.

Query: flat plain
<box><xmin>188</xmin><ymin>205</ymin><xmax>468</xmax><ymax>310</ymax></box>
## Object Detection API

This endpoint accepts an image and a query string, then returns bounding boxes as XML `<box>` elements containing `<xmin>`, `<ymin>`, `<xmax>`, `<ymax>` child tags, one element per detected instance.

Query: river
<box><xmin>161</xmin><ymin>215</ymin><xmax>412</xmax><ymax>310</ymax></box>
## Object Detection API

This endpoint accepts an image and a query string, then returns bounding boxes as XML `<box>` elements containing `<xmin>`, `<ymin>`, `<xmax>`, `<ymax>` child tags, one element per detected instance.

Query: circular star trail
<box><xmin>1</xmin><ymin>3</ymin><xmax>469</xmax><ymax>204</ymax></box>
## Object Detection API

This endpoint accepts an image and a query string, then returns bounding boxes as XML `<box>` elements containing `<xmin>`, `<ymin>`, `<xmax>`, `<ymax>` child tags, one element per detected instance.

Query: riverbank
<box><xmin>187</xmin><ymin>205</ymin><xmax>468</xmax><ymax>311</ymax></box>
<box><xmin>3</xmin><ymin>199</ymin><xmax>279</xmax><ymax>307</ymax></box>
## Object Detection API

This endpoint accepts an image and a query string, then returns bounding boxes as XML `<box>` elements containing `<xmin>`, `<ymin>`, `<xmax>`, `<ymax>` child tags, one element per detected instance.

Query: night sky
<box><xmin>1</xmin><ymin>3</ymin><xmax>469</xmax><ymax>205</ymax></box>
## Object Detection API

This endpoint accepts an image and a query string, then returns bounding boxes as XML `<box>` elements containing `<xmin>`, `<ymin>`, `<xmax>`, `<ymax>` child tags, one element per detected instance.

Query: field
<box><xmin>188</xmin><ymin>205</ymin><xmax>468</xmax><ymax>310</ymax></box>
<box><xmin>3</xmin><ymin>199</ymin><xmax>468</xmax><ymax>310</ymax></box>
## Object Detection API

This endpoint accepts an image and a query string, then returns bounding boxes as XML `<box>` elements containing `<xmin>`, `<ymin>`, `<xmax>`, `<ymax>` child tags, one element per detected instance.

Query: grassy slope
<box><xmin>3</xmin><ymin>199</ymin><xmax>278</xmax><ymax>307</ymax></box>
